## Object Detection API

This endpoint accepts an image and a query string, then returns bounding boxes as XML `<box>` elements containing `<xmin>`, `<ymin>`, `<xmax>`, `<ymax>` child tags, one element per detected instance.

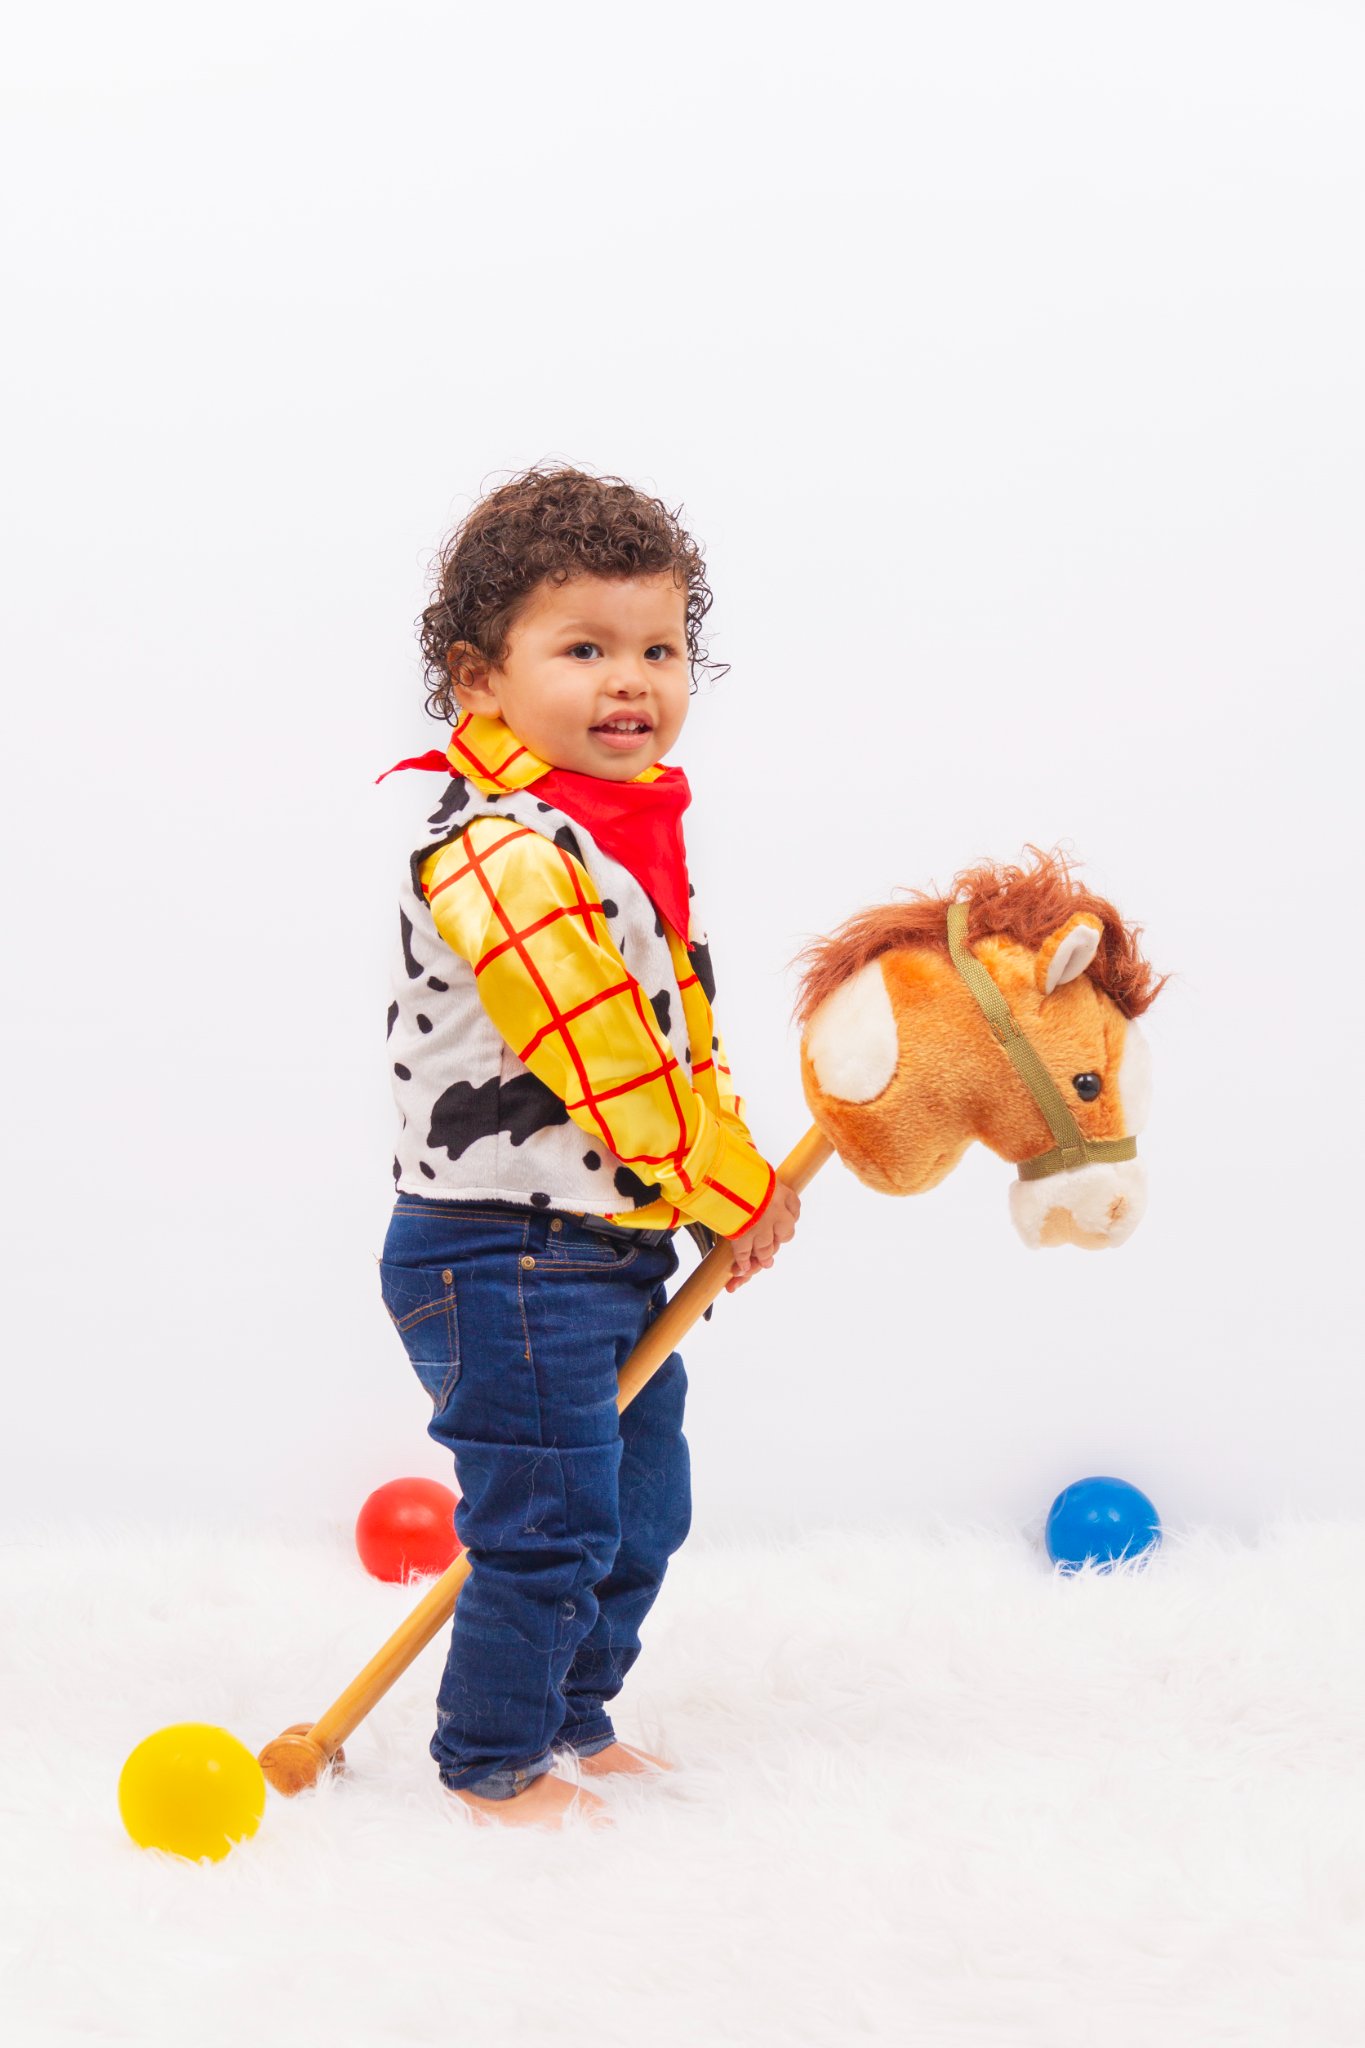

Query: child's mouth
<box><xmin>591</xmin><ymin>719</ymin><xmax>653</xmax><ymax>751</ymax></box>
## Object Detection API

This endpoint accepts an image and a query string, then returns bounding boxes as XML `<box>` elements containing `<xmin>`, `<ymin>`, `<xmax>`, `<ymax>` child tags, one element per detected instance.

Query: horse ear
<box><xmin>1036</xmin><ymin>913</ymin><xmax>1102</xmax><ymax>995</ymax></box>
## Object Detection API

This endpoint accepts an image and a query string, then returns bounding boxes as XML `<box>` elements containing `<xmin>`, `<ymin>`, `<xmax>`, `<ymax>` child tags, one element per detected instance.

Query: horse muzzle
<box><xmin>1008</xmin><ymin>1157</ymin><xmax>1148</xmax><ymax>1250</ymax></box>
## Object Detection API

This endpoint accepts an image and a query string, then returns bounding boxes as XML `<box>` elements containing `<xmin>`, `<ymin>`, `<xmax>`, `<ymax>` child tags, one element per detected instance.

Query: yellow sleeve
<box><xmin>419</xmin><ymin>819</ymin><xmax>777</xmax><ymax>1239</ymax></box>
<box><xmin>711</xmin><ymin>1030</ymin><xmax>757</xmax><ymax>1147</ymax></box>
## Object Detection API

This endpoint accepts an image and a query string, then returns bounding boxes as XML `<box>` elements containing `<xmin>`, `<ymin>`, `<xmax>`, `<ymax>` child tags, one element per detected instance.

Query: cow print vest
<box><xmin>388</xmin><ymin>775</ymin><xmax>699</xmax><ymax>1219</ymax></box>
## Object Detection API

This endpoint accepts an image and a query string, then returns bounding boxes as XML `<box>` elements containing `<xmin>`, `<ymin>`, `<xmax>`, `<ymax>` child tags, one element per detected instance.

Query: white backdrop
<box><xmin>3</xmin><ymin>1</ymin><xmax>1361</xmax><ymax>1541</ymax></box>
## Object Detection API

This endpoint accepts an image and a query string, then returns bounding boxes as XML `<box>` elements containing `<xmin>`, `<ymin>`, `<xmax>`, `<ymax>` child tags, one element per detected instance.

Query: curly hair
<box><xmin>416</xmin><ymin>465</ymin><xmax>725</xmax><ymax>723</ymax></box>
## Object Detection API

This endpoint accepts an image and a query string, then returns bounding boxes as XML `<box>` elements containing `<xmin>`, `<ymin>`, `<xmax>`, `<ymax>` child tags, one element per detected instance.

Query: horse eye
<box><xmin>1072</xmin><ymin>1072</ymin><xmax>1103</xmax><ymax>1102</ymax></box>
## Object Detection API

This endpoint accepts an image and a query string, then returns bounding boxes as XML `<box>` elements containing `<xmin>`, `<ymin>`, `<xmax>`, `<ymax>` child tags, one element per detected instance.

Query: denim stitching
<box><xmin>381</xmin><ymin>1264</ymin><xmax>461</xmax><ymax>1405</ymax></box>
<box><xmin>514</xmin><ymin>1213</ymin><xmax>535</xmax><ymax>1369</ymax></box>
<box><xmin>556</xmin><ymin>1726</ymin><xmax>616</xmax><ymax>1759</ymax></box>
<box><xmin>393</xmin><ymin>1200</ymin><xmax>660</xmax><ymax>1249</ymax></box>
<box><xmin>441</xmin><ymin>1749</ymin><xmax>557</xmax><ymax>1800</ymax></box>
<box><xmin>514</xmin><ymin>1216</ymin><xmax>594</xmax><ymax>1765</ymax></box>
<box><xmin>386</xmin><ymin>1297</ymin><xmax>448</xmax><ymax>1334</ymax></box>
<box><xmin>437</xmin><ymin>1280</ymin><xmax>461</xmax><ymax>1402</ymax></box>
<box><xmin>383</xmin><ymin>1272</ymin><xmax>458</xmax><ymax>1344</ymax></box>
<box><xmin>543</xmin><ymin>1236</ymin><xmax>627</xmax><ymax>1265</ymax></box>
<box><xmin>534</xmin><ymin>1223</ymin><xmax>642</xmax><ymax>1274</ymax></box>
<box><xmin>536</xmin><ymin>1257</ymin><xmax>642</xmax><ymax>1274</ymax></box>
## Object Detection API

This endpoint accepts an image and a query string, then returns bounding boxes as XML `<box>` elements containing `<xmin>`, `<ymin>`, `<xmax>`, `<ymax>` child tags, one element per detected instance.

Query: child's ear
<box><xmin>447</xmin><ymin>642</ymin><xmax>503</xmax><ymax>722</ymax></box>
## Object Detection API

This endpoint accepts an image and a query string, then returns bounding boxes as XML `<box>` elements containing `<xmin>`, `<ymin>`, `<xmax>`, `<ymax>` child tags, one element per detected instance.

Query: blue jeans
<box><xmin>379</xmin><ymin>1198</ymin><xmax>690</xmax><ymax>1798</ymax></box>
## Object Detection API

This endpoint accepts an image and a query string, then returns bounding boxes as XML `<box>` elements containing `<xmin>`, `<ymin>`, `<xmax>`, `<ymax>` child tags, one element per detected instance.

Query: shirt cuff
<box><xmin>671</xmin><ymin>1121</ymin><xmax>778</xmax><ymax>1240</ymax></box>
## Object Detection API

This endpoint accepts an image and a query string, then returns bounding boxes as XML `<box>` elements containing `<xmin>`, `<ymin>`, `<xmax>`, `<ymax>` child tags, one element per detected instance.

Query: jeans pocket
<box><xmin>540</xmin><ymin>1219</ymin><xmax>642</xmax><ymax>1271</ymax></box>
<box><xmin>379</xmin><ymin>1260</ymin><xmax>461</xmax><ymax>1408</ymax></box>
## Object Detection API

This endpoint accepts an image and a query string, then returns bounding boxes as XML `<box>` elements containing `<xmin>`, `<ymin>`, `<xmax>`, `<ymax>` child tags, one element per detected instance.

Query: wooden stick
<box><xmin>258</xmin><ymin>1126</ymin><xmax>835</xmax><ymax>1794</ymax></box>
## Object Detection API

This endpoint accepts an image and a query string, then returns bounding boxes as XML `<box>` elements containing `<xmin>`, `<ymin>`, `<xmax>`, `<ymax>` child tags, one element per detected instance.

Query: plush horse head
<box><xmin>794</xmin><ymin>852</ymin><xmax>1163</xmax><ymax>1249</ymax></box>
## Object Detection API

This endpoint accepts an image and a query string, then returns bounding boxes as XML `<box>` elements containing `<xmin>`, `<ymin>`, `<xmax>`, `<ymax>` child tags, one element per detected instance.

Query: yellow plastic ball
<box><xmin>118</xmin><ymin>1722</ymin><xmax>266</xmax><ymax>1863</ymax></box>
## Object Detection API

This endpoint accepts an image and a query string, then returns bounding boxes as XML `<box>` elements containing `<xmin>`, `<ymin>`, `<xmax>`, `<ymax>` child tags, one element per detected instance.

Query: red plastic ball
<box><xmin>355</xmin><ymin>1477</ymin><xmax>461</xmax><ymax>1582</ymax></box>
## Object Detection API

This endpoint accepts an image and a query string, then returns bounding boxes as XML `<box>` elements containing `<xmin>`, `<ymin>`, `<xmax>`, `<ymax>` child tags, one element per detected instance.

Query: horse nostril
<box><xmin>1107</xmin><ymin>1197</ymin><xmax>1128</xmax><ymax>1224</ymax></box>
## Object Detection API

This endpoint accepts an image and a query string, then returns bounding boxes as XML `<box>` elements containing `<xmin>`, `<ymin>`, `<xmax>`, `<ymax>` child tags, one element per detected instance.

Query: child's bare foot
<box><xmin>574</xmin><ymin>1741</ymin><xmax>673</xmax><ymax>1778</ymax></box>
<box><xmin>448</xmin><ymin>1772</ymin><xmax>612</xmax><ymax>1829</ymax></box>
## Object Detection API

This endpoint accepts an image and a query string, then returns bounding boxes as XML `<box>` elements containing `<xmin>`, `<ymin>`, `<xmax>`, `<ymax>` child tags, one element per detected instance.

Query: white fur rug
<box><xmin>3</xmin><ymin>1520</ymin><xmax>1364</xmax><ymax>2047</ymax></box>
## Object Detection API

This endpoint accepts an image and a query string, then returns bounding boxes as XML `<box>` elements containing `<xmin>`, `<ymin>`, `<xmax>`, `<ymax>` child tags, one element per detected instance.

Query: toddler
<box><xmin>378</xmin><ymin>467</ymin><xmax>800</xmax><ymax>1828</ymax></box>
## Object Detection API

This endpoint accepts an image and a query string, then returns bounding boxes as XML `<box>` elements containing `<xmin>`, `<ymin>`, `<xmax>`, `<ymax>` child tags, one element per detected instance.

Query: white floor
<box><xmin>3</xmin><ymin>1519</ymin><xmax>1364</xmax><ymax>2047</ymax></box>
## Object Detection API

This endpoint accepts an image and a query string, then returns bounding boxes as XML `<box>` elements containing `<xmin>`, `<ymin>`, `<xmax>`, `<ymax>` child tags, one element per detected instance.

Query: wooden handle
<box><xmin>259</xmin><ymin>1124</ymin><xmax>835</xmax><ymax>1792</ymax></box>
<box><xmin>617</xmin><ymin>1123</ymin><xmax>833</xmax><ymax>1408</ymax></box>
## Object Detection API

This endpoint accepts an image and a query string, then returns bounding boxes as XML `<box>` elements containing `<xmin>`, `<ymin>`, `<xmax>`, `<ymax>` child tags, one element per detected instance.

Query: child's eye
<box><xmin>567</xmin><ymin>642</ymin><xmax>600</xmax><ymax>660</ymax></box>
<box><xmin>645</xmin><ymin>644</ymin><xmax>676</xmax><ymax>662</ymax></box>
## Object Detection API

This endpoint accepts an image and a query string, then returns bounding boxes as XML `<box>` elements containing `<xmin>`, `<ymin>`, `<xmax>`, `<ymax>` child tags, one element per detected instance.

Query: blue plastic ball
<box><xmin>1045</xmin><ymin>1475</ymin><xmax>1162</xmax><ymax>1571</ymax></box>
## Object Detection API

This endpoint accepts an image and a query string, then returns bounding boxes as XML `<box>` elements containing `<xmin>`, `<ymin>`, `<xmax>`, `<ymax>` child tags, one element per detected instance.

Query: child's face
<box><xmin>450</xmin><ymin>572</ymin><xmax>692</xmax><ymax>780</ymax></box>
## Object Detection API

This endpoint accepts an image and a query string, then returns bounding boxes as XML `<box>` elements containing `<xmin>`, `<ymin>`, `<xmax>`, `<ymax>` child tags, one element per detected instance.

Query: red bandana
<box><xmin>378</xmin><ymin>749</ymin><xmax>695</xmax><ymax>941</ymax></box>
<box><xmin>534</xmin><ymin>764</ymin><xmax>693</xmax><ymax>941</ymax></box>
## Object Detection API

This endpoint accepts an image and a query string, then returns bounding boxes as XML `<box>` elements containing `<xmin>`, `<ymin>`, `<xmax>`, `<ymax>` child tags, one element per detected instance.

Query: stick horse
<box><xmin>260</xmin><ymin>849</ymin><xmax>1162</xmax><ymax>1792</ymax></box>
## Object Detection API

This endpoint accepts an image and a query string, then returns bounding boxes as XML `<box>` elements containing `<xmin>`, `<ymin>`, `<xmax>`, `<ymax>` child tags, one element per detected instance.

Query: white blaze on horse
<box><xmin>794</xmin><ymin>852</ymin><xmax>1162</xmax><ymax>1250</ymax></box>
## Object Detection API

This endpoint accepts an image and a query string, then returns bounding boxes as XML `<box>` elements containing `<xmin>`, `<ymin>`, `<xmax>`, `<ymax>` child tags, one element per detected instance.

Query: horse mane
<box><xmin>791</xmin><ymin>848</ymin><xmax>1163</xmax><ymax>1026</ymax></box>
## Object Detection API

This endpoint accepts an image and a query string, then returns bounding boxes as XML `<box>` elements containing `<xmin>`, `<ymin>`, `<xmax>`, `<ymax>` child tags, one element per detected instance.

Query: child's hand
<box><xmin>725</xmin><ymin>1181</ymin><xmax>801</xmax><ymax>1292</ymax></box>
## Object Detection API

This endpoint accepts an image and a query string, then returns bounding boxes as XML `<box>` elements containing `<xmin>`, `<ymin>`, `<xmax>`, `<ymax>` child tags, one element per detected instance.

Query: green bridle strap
<box><xmin>945</xmin><ymin>901</ymin><xmax>1137</xmax><ymax>1184</ymax></box>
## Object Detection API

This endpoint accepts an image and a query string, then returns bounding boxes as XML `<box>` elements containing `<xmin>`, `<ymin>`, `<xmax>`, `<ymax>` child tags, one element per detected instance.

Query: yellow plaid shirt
<box><xmin>417</xmin><ymin>714</ymin><xmax>777</xmax><ymax>1240</ymax></box>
